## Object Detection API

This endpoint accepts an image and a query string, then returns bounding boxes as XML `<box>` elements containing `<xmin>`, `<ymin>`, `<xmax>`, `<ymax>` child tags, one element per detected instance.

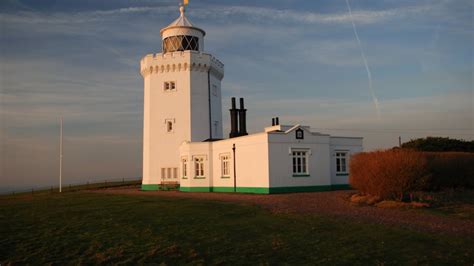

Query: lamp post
<box><xmin>59</xmin><ymin>116</ymin><xmax>63</xmax><ymax>193</ymax></box>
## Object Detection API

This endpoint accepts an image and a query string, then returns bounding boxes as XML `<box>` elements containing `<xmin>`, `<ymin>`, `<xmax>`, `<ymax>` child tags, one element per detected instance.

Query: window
<box><xmin>295</xmin><ymin>128</ymin><xmax>304</xmax><ymax>139</ymax></box>
<box><xmin>164</xmin><ymin>81</ymin><xmax>176</xmax><ymax>92</ymax></box>
<box><xmin>165</xmin><ymin>119</ymin><xmax>174</xmax><ymax>133</ymax></box>
<box><xmin>292</xmin><ymin>150</ymin><xmax>308</xmax><ymax>175</ymax></box>
<box><xmin>161</xmin><ymin>167</ymin><xmax>178</xmax><ymax>180</ymax></box>
<box><xmin>173</xmin><ymin>168</ymin><xmax>178</xmax><ymax>179</ymax></box>
<box><xmin>335</xmin><ymin>152</ymin><xmax>348</xmax><ymax>174</ymax></box>
<box><xmin>194</xmin><ymin>156</ymin><xmax>205</xmax><ymax>178</ymax></box>
<box><xmin>220</xmin><ymin>154</ymin><xmax>230</xmax><ymax>177</ymax></box>
<box><xmin>182</xmin><ymin>158</ymin><xmax>188</xmax><ymax>179</ymax></box>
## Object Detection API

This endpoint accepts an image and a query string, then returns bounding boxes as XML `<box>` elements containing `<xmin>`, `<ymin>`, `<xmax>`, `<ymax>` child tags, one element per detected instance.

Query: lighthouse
<box><xmin>140</xmin><ymin>4</ymin><xmax>363</xmax><ymax>193</ymax></box>
<box><xmin>140</xmin><ymin>5</ymin><xmax>224</xmax><ymax>189</ymax></box>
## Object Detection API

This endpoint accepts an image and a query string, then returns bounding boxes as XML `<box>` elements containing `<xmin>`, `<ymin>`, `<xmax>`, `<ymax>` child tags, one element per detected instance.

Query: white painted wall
<box><xmin>329</xmin><ymin>137</ymin><xmax>363</xmax><ymax>185</ymax></box>
<box><xmin>178</xmin><ymin>126</ymin><xmax>363</xmax><ymax>191</ymax></box>
<box><xmin>140</xmin><ymin>51</ymin><xmax>224</xmax><ymax>185</ymax></box>
<box><xmin>179</xmin><ymin>133</ymin><xmax>270</xmax><ymax>189</ymax></box>
<box><xmin>267</xmin><ymin>129</ymin><xmax>332</xmax><ymax>188</ymax></box>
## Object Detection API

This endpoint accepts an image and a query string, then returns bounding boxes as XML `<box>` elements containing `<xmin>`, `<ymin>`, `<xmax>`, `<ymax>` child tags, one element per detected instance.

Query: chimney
<box><xmin>229</xmin><ymin>97</ymin><xmax>239</xmax><ymax>138</ymax></box>
<box><xmin>275</xmin><ymin>117</ymin><xmax>279</xmax><ymax>125</ymax></box>
<box><xmin>238</xmin><ymin>98</ymin><xmax>248</xmax><ymax>136</ymax></box>
<box><xmin>272</xmin><ymin>118</ymin><xmax>275</xmax><ymax>126</ymax></box>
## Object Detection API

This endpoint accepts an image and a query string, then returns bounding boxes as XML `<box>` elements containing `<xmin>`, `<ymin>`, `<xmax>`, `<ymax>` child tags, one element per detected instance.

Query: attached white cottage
<box><xmin>140</xmin><ymin>5</ymin><xmax>363</xmax><ymax>194</ymax></box>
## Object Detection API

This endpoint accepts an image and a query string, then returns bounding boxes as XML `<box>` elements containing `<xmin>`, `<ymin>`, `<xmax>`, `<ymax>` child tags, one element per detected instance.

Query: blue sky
<box><xmin>1</xmin><ymin>0</ymin><xmax>473</xmax><ymax>191</ymax></box>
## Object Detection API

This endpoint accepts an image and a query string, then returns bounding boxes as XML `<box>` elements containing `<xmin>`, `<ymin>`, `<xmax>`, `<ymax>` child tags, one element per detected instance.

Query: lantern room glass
<box><xmin>163</xmin><ymin>35</ymin><xmax>199</xmax><ymax>53</ymax></box>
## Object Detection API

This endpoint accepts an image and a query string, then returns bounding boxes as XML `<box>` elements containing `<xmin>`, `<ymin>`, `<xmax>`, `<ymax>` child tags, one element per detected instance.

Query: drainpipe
<box><xmin>207</xmin><ymin>70</ymin><xmax>212</xmax><ymax>140</ymax></box>
<box><xmin>232</xmin><ymin>143</ymin><xmax>236</xmax><ymax>192</ymax></box>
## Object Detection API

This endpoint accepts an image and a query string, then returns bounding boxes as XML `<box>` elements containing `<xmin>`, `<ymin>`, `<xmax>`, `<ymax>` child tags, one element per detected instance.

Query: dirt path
<box><xmin>90</xmin><ymin>187</ymin><xmax>474</xmax><ymax>235</ymax></box>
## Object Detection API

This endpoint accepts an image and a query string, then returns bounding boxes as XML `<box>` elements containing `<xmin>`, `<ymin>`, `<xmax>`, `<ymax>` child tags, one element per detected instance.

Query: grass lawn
<box><xmin>1</xmin><ymin>192</ymin><xmax>473</xmax><ymax>265</ymax></box>
<box><xmin>418</xmin><ymin>189</ymin><xmax>474</xmax><ymax>221</ymax></box>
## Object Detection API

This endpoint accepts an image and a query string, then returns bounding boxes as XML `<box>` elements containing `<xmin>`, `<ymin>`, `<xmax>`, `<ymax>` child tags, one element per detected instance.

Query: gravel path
<box><xmin>91</xmin><ymin>187</ymin><xmax>474</xmax><ymax>236</ymax></box>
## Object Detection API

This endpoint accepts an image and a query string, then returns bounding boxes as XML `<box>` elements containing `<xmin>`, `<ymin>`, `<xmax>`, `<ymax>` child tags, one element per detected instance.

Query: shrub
<box><xmin>424</xmin><ymin>152</ymin><xmax>474</xmax><ymax>189</ymax></box>
<box><xmin>350</xmin><ymin>150</ymin><xmax>474</xmax><ymax>200</ymax></box>
<box><xmin>401</xmin><ymin>137</ymin><xmax>474</xmax><ymax>152</ymax></box>
<box><xmin>350</xmin><ymin>150</ymin><xmax>430</xmax><ymax>200</ymax></box>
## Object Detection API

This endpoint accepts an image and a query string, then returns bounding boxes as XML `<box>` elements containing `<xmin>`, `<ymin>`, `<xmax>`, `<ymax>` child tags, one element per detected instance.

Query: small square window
<box><xmin>165</xmin><ymin>119</ymin><xmax>174</xmax><ymax>133</ymax></box>
<box><xmin>170</xmin><ymin>81</ymin><xmax>176</xmax><ymax>91</ymax></box>
<box><xmin>296</xmin><ymin>128</ymin><xmax>304</xmax><ymax>139</ymax></box>
<box><xmin>164</xmin><ymin>82</ymin><xmax>170</xmax><ymax>91</ymax></box>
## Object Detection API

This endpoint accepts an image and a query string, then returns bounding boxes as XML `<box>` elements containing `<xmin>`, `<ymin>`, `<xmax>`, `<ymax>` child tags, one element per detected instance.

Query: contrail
<box><xmin>345</xmin><ymin>0</ymin><xmax>381</xmax><ymax>120</ymax></box>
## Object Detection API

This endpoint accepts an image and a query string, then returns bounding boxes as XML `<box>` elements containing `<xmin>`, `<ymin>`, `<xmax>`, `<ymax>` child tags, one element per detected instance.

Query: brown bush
<box><xmin>350</xmin><ymin>150</ymin><xmax>474</xmax><ymax>200</ymax></box>
<box><xmin>350</xmin><ymin>149</ymin><xmax>430</xmax><ymax>200</ymax></box>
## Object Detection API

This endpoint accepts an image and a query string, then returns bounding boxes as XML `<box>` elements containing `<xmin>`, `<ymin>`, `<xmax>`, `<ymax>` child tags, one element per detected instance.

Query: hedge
<box><xmin>349</xmin><ymin>149</ymin><xmax>474</xmax><ymax>200</ymax></box>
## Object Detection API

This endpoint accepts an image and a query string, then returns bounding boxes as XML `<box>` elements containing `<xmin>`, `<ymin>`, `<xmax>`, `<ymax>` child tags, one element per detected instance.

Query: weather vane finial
<box><xmin>179</xmin><ymin>0</ymin><xmax>188</xmax><ymax>15</ymax></box>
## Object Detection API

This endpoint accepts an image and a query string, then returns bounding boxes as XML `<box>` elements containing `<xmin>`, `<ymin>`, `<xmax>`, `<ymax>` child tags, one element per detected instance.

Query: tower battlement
<box><xmin>140</xmin><ymin>50</ymin><xmax>224</xmax><ymax>79</ymax></box>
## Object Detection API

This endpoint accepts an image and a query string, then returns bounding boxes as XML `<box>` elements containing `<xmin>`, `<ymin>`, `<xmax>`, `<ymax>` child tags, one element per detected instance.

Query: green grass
<box><xmin>416</xmin><ymin>189</ymin><xmax>474</xmax><ymax>221</ymax></box>
<box><xmin>1</xmin><ymin>192</ymin><xmax>473</xmax><ymax>265</ymax></box>
<box><xmin>5</xmin><ymin>179</ymin><xmax>142</xmax><ymax>196</ymax></box>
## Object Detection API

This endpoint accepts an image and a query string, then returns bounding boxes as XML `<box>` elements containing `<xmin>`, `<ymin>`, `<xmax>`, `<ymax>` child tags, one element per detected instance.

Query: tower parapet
<box><xmin>140</xmin><ymin>50</ymin><xmax>224</xmax><ymax>79</ymax></box>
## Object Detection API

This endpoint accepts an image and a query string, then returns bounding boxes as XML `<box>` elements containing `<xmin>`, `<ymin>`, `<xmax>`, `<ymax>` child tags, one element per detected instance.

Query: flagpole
<box><xmin>59</xmin><ymin>116</ymin><xmax>63</xmax><ymax>193</ymax></box>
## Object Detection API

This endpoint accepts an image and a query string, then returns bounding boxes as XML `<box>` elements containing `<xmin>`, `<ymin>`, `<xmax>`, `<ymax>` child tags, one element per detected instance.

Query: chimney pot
<box><xmin>238</xmin><ymin>98</ymin><xmax>248</xmax><ymax>136</ymax></box>
<box><xmin>229</xmin><ymin>97</ymin><xmax>239</xmax><ymax>138</ymax></box>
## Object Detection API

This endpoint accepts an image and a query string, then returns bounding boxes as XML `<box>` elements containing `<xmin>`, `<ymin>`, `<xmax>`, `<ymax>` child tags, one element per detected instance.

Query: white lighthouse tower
<box><xmin>140</xmin><ymin>5</ymin><xmax>224</xmax><ymax>189</ymax></box>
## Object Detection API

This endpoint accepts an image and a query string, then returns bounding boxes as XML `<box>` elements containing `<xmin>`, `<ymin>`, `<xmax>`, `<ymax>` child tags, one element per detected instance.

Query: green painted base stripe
<box><xmin>212</xmin><ymin>187</ymin><xmax>235</xmax><ymax>193</ymax></box>
<box><xmin>236</xmin><ymin>187</ymin><xmax>270</xmax><ymax>194</ymax></box>
<box><xmin>331</xmin><ymin>184</ymin><xmax>352</xmax><ymax>190</ymax></box>
<box><xmin>141</xmin><ymin>184</ymin><xmax>160</xmax><ymax>191</ymax></box>
<box><xmin>144</xmin><ymin>184</ymin><xmax>351</xmax><ymax>193</ymax></box>
<box><xmin>179</xmin><ymin>187</ymin><xmax>212</xmax><ymax>192</ymax></box>
<box><xmin>269</xmin><ymin>185</ymin><xmax>332</xmax><ymax>194</ymax></box>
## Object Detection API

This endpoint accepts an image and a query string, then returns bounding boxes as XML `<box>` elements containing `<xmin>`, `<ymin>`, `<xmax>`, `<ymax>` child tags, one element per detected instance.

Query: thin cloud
<box><xmin>1</xmin><ymin>4</ymin><xmax>433</xmax><ymax>26</ymax></box>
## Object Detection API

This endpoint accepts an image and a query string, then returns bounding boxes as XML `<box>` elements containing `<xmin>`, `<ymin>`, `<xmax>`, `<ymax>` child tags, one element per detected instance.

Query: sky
<box><xmin>0</xmin><ymin>0</ymin><xmax>473</xmax><ymax>192</ymax></box>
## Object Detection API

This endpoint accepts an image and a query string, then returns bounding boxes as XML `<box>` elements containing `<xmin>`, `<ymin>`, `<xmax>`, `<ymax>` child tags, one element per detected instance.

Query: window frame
<box><xmin>181</xmin><ymin>157</ymin><xmax>188</xmax><ymax>179</ymax></box>
<box><xmin>165</xmin><ymin>119</ymin><xmax>174</xmax><ymax>133</ymax></box>
<box><xmin>193</xmin><ymin>156</ymin><xmax>206</xmax><ymax>179</ymax></box>
<box><xmin>335</xmin><ymin>151</ymin><xmax>349</xmax><ymax>175</ymax></box>
<box><xmin>291</xmin><ymin>148</ymin><xmax>310</xmax><ymax>177</ymax></box>
<box><xmin>164</xmin><ymin>81</ymin><xmax>177</xmax><ymax>92</ymax></box>
<box><xmin>220</xmin><ymin>153</ymin><xmax>231</xmax><ymax>178</ymax></box>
